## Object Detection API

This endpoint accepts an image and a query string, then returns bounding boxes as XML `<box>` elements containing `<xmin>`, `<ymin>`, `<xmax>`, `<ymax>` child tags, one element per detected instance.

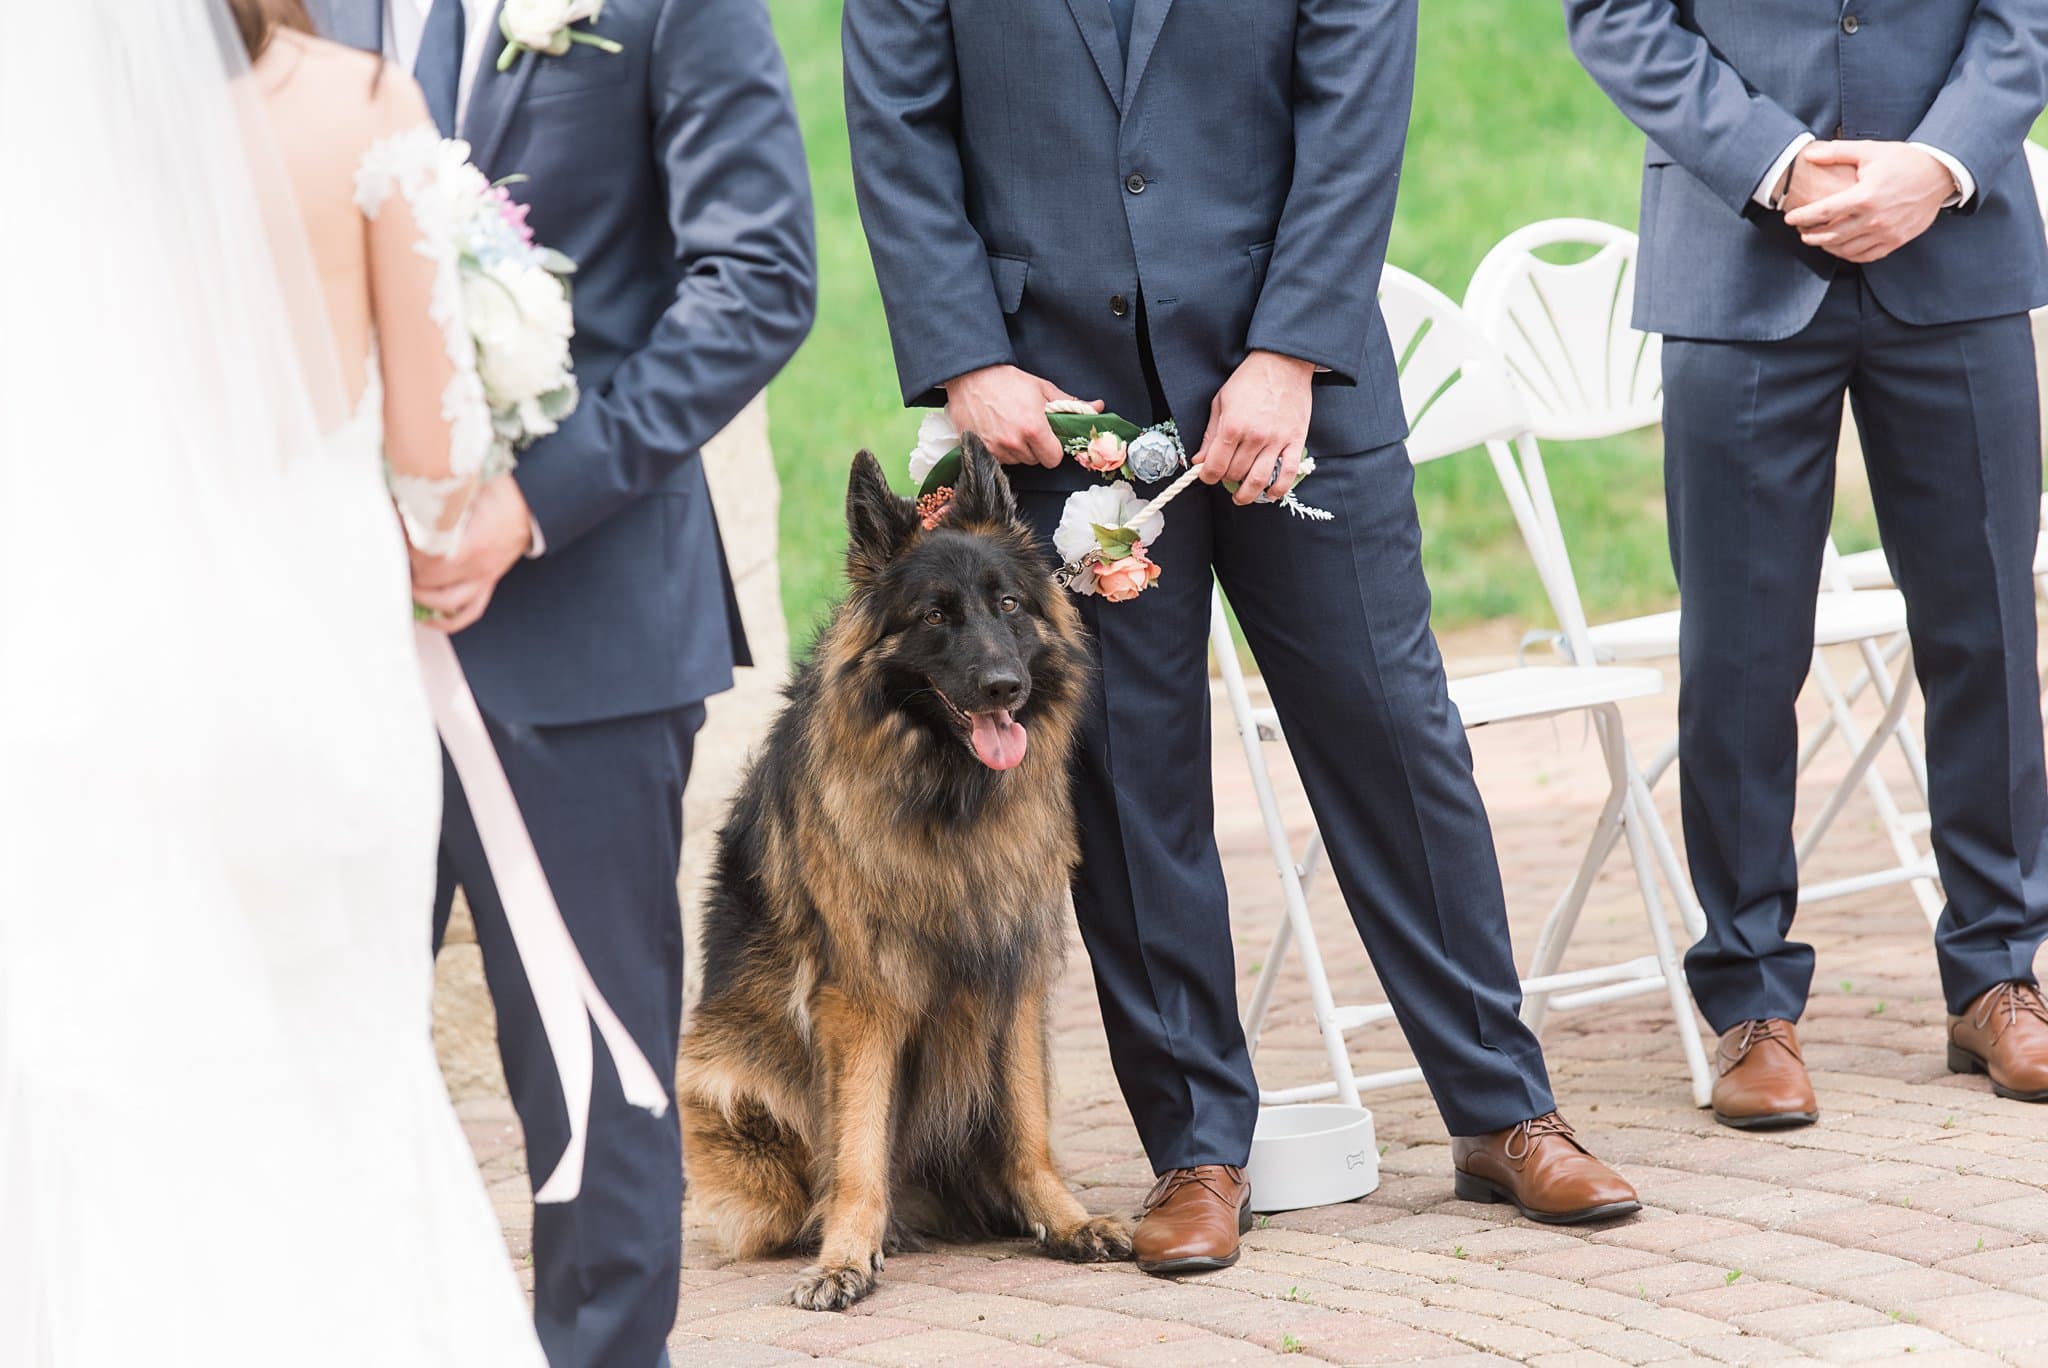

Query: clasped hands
<box><xmin>1778</xmin><ymin>140</ymin><xmax>1960</xmax><ymax>265</ymax></box>
<box><xmin>946</xmin><ymin>349</ymin><xmax>1312</xmax><ymax>505</ymax></box>
<box><xmin>409</xmin><ymin>475</ymin><xmax>536</xmax><ymax>634</ymax></box>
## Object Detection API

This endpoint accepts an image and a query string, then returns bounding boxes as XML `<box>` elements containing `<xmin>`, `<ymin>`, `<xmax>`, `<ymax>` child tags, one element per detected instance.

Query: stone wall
<box><xmin>432</xmin><ymin>396</ymin><xmax>793</xmax><ymax>1100</ymax></box>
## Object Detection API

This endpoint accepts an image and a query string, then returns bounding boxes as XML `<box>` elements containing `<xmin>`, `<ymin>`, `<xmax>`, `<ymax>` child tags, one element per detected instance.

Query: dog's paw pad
<box><xmin>1043</xmin><ymin>1215</ymin><xmax>1133</xmax><ymax>1263</ymax></box>
<box><xmin>791</xmin><ymin>1261</ymin><xmax>879</xmax><ymax>1312</ymax></box>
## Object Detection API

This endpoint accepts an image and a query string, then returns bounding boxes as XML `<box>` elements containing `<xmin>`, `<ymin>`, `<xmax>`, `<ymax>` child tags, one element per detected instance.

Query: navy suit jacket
<box><xmin>1565</xmin><ymin>1</ymin><xmax>2048</xmax><ymax>342</ymax></box>
<box><xmin>309</xmin><ymin>0</ymin><xmax>816</xmax><ymax>723</ymax></box>
<box><xmin>844</xmin><ymin>0</ymin><xmax>1414</xmax><ymax>488</ymax></box>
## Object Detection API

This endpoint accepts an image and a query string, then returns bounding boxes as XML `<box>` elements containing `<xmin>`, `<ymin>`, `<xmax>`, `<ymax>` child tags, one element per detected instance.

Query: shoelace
<box><xmin>1972</xmin><ymin>981</ymin><xmax>2048</xmax><ymax>1035</ymax></box>
<box><xmin>1503</xmin><ymin>1112</ymin><xmax>1578</xmax><ymax>1163</ymax></box>
<box><xmin>1143</xmin><ymin>1165</ymin><xmax>1242</xmax><ymax>1213</ymax></box>
<box><xmin>1719</xmin><ymin>1019</ymin><xmax>1798</xmax><ymax>1069</ymax></box>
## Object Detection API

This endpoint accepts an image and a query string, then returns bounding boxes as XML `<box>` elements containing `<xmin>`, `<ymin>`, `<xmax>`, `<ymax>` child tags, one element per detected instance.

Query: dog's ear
<box><xmin>845</xmin><ymin>450</ymin><xmax>920</xmax><ymax>581</ymax></box>
<box><xmin>947</xmin><ymin>433</ymin><xmax>1019</xmax><ymax>528</ymax></box>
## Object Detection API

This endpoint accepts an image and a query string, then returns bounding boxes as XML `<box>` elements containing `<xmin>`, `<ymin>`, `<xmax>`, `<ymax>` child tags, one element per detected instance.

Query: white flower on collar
<box><xmin>497</xmin><ymin>0</ymin><xmax>623</xmax><ymax>71</ymax></box>
<box><xmin>907</xmin><ymin>410</ymin><xmax>960</xmax><ymax>486</ymax></box>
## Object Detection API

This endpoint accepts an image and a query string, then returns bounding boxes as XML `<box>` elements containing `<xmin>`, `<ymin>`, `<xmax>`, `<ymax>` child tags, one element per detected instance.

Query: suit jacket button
<box><xmin>1841</xmin><ymin>14</ymin><xmax>1859</xmax><ymax>33</ymax></box>
<box><xmin>1110</xmin><ymin>294</ymin><xmax>1130</xmax><ymax>317</ymax></box>
<box><xmin>1125</xmin><ymin>172</ymin><xmax>1147</xmax><ymax>194</ymax></box>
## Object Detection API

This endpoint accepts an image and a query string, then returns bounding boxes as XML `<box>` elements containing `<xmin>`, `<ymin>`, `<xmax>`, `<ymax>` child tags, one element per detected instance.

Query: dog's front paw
<box><xmin>1040</xmin><ymin>1214</ymin><xmax>1133</xmax><ymax>1263</ymax></box>
<box><xmin>790</xmin><ymin>1255</ymin><xmax>881</xmax><ymax>1312</ymax></box>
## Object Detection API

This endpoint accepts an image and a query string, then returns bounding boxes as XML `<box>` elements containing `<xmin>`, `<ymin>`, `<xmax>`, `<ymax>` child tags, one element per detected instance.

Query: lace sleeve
<box><xmin>355</xmin><ymin>123</ymin><xmax>494</xmax><ymax>558</ymax></box>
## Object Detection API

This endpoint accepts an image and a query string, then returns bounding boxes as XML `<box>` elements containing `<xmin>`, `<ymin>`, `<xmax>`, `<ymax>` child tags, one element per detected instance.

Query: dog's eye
<box><xmin>998</xmin><ymin>595</ymin><xmax>1020</xmax><ymax>615</ymax></box>
<box><xmin>922</xmin><ymin>608</ymin><xmax>945</xmax><ymax>627</ymax></box>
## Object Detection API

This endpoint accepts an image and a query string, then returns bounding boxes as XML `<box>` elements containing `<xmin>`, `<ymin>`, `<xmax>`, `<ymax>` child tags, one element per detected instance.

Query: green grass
<box><xmin>762</xmin><ymin>0</ymin><xmax>2005</xmax><ymax>646</ymax></box>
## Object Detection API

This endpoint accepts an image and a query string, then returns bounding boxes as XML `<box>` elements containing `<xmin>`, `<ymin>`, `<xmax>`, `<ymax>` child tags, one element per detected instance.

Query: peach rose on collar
<box><xmin>1095</xmin><ymin>546</ymin><xmax>1160</xmax><ymax>601</ymax></box>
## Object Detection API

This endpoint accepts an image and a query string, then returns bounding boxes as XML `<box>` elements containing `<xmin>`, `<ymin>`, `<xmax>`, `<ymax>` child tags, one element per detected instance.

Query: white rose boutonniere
<box><xmin>498</xmin><ymin>0</ymin><xmax>623</xmax><ymax>71</ymax></box>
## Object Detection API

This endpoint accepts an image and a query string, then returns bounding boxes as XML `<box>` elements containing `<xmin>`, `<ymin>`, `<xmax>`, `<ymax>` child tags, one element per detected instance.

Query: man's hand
<box><xmin>1783</xmin><ymin>141</ymin><xmax>1957</xmax><ymax>264</ymax></box>
<box><xmin>1194</xmin><ymin>351</ymin><xmax>1314</xmax><ymax>505</ymax></box>
<box><xmin>410</xmin><ymin>475</ymin><xmax>535</xmax><ymax>634</ymax></box>
<box><xmin>1777</xmin><ymin>141</ymin><xmax>1858</xmax><ymax>213</ymax></box>
<box><xmin>943</xmin><ymin>365</ymin><xmax>1101</xmax><ymax>468</ymax></box>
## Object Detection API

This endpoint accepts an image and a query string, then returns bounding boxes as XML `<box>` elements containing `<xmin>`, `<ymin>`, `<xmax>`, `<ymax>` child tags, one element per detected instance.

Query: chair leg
<box><xmin>1813</xmin><ymin>634</ymin><xmax>1932</xmax><ymax>805</ymax></box>
<box><xmin>1622</xmin><ymin>783</ymin><xmax>1715</xmax><ymax>1108</ymax></box>
<box><xmin>1240</xmin><ymin>898</ymin><xmax>1294</xmax><ymax>1059</ymax></box>
<box><xmin>1796</xmin><ymin>709</ymin><xmax>1841</xmax><ymax>778</ymax></box>
<box><xmin>1628</xmin><ymin>761</ymin><xmax>1708</xmax><ymax>942</ymax></box>
<box><xmin>1602</xmin><ymin>681</ymin><xmax>1705</xmax><ymax>940</ymax></box>
<box><xmin>1243</xmin><ymin>832</ymin><xmax>1329</xmax><ymax>1056</ymax></box>
<box><xmin>1297</xmin><ymin>830</ymin><xmax>1327</xmax><ymax>898</ymax></box>
<box><xmin>1856</xmin><ymin>634</ymin><xmax>1929</xmax><ymax>803</ymax></box>
<box><xmin>1595</xmin><ymin>707</ymin><xmax>1715</xmax><ymax>1108</ymax></box>
<box><xmin>1797</xmin><ymin>649</ymin><xmax>1940</xmax><ymax>920</ymax></box>
<box><xmin>1797</xmin><ymin>652</ymin><xmax>1912</xmax><ymax>857</ymax></box>
<box><xmin>1213</xmin><ymin>589</ymin><xmax>1362</xmax><ymax>1109</ymax></box>
<box><xmin>1643</xmin><ymin>732</ymin><xmax>1680</xmax><ymax>790</ymax></box>
<box><xmin>1521</xmin><ymin>759</ymin><xmax>1629</xmax><ymax>1036</ymax></box>
<box><xmin>1800</xmin><ymin>632</ymin><xmax>1907</xmax><ymax>776</ymax></box>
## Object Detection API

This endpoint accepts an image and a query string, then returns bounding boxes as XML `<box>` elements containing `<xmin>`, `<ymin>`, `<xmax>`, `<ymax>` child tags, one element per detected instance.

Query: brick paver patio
<box><xmin>458</xmin><ymin>643</ymin><xmax>2048</xmax><ymax>1366</ymax></box>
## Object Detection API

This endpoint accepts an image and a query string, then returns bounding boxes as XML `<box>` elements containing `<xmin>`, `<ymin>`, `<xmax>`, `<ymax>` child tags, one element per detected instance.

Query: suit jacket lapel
<box><xmin>462</xmin><ymin>3</ymin><xmax>537</xmax><ymax>171</ymax></box>
<box><xmin>1121</xmin><ymin>0</ymin><xmax>1176</xmax><ymax>112</ymax></box>
<box><xmin>1061</xmin><ymin>0</ymin><xmax>1125</xmax><ymax>115</ymax></box>
<box><xmin>305</xmin><ymin>0</ymin><xmax>384</xmax><ymax>53</ymax></box>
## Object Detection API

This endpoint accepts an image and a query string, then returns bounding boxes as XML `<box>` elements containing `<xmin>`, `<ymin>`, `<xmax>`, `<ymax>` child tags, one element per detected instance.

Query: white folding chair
<box><xmin>1463</xmin><ymin>219</ymin><xmax>1941</xmax><ymax>925</ymax></box>
<box><xmin>1222</xmin><ymin>265</ymin><xmax>1715</xmax><ymax>1111</ymax></box>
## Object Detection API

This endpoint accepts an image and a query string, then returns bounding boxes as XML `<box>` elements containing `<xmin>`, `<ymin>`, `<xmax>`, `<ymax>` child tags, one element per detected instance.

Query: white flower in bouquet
<box><xmin>469</xmin><ymin>262</ymin><xmax>573</xmax><ymax>403</ymax></box>
<box><xmin>440</xmin><ymin>167</ymin><xmax>581</xmax><ymax>477</ymax></box>
<box><xmin>1053</xmin><ymin>483</ymin><xmax>1160</xmax><ymax>564</ymax></box>
<box><xmin>434</xmin><ymin>147</ymin><xmax>492</xmax><ymax>208</ymax></box>
<box><xmin>359</xmin><ymin>127</ymin><xmax>581</xmax><ymax>568</ymax></box>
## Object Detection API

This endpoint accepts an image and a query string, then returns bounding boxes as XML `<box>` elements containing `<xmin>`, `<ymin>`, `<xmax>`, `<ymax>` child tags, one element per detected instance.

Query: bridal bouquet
<box><xmin>910</xmin><ymin>405</ymin><xmax>1328</xmax><ymax>603</ymax></box>
<box><xmin>449</xmin><ymin>165</ymin><xmax>580</xmax><ymax>479</ymax></box>
<box><xmin>358</xmin><ymin>131</ymin><xmax>581</xmax><ymax>610</ymax></box>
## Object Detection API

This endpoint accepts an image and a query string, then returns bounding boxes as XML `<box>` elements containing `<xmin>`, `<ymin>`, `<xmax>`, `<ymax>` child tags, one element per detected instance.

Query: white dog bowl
<box><xmin>1245</xmin><ymin>1104</ymin><xmax>1379</xmax><ymax>1213</ymax></box>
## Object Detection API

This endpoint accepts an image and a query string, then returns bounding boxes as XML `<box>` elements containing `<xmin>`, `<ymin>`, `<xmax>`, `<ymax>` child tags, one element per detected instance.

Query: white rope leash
<box><xmin>1130</xmin><ymin>462</ymin><xmax>1208</xmax><ymax>527</ymax></box>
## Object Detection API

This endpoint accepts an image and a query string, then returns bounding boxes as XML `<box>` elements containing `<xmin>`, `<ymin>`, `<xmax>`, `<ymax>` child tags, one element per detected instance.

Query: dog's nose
<box><xmin>978</xmin><ymin>672</ymin><xmax>1026</xmax><ymax>711</ymax></box>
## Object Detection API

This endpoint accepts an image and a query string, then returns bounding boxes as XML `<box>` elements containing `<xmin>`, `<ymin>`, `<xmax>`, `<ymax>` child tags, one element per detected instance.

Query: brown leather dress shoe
<box><xmin>1131</xmin><ymin>1165</ymin><xmax>1252</xmax><ymax>1275</ymax></box>
<box><xmin>1711</xmin><ymin>1019</ymin><xmax>1819</xmax><ymax>1130</ymax></box>
<box><xmin>1949</xmin><ymin>981</ymin><xmax>2048</xmax><ymax>1102</ymax></box>
<box><xmin>1451</xmin><ymin>1113</ymin><xmax>1639</xmax><ymax>1225</ymax></box>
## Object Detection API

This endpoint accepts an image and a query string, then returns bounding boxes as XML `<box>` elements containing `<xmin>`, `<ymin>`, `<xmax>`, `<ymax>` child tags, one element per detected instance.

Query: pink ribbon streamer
<box><xmin>414</xmin><ymin>626</ymin><xmax>670</xmax><ymax>1204</ymax></box>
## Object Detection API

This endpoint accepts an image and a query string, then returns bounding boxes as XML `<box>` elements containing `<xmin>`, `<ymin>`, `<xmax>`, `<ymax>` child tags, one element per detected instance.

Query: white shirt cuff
<box><xmin>526</xmin><ymin>516</ymin><xmax>546</xmax><ymax>559</ymax></box>
<box><xmin>1909</xmin><ymin>143</ymin><xmax>1975</xmax><ymax>208</ymax></box>
<box><xmin>1754</xmin><ymin>133</ymin><xmax>1816</xmax><ymax>209</ymax></box>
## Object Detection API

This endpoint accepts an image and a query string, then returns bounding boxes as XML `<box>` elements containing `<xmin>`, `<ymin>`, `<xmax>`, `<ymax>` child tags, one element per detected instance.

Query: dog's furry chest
<box><xmin>807</xmin><ymin>807</ymin><xmax>1072</xmax><ymax>1004</ymax></box>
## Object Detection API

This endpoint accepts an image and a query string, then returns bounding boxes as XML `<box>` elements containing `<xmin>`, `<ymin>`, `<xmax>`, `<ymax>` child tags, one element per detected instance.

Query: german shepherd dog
<box><xmin>680</xmin><ymin>441</ymin><xmax>1132</xmax><ymax>1311</ymax></box>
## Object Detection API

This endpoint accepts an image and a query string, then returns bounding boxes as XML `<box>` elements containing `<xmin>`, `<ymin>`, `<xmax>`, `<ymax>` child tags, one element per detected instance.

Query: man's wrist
<box><xmin>942</xmin><ymin>362</ymin><xmax>1014</xmax><ymax>393</ymax></box>
<box><xmin>1755</xmin><ymin>133</ymin><xmax>1815</xmax><ymax>209</ymax></box>
<box><xmin>1249</xmin><ymin>349</ymin><xmax>1318</xmax><ymax>379</ymax></box>
<box><xmin>500</xmin><ymin>471</ymin><xmax>544</xmax><ymax>559</ymax></box>
<box><xmin>1907</xmin><ymin>142</ymin><xmax>1973</xmax><ymax>208</ymax></box>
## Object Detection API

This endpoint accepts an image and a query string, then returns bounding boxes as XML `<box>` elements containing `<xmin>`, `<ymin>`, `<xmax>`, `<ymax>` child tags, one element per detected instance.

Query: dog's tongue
<box><xmin>970</xmin><ymin>710</ymin><xmax>1028</xmax><ymax>771</ymax></box>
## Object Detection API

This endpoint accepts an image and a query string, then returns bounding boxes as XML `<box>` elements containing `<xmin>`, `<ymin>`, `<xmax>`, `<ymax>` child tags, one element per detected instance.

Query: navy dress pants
<box><xmin>1019</xmin><ymin>443</ymin><xmax>1555</xmax><ymax>1172</ymax></box>
<box><xmin>1663</xmin><ymin>271</ymin><xmax>2048</xmax><ymax>1029</ymax></box>
<box><xmin>434</xmin><ymin>703</ymin><xmax>704</xmax><ymax>1368</ymax></box>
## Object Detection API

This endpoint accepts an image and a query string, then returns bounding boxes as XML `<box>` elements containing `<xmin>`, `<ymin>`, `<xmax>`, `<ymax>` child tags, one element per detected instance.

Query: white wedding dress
<box><xmin>0</xmin><ymin>6</ymin><xmax>546</xmax><ymax>1364</ymax></box>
